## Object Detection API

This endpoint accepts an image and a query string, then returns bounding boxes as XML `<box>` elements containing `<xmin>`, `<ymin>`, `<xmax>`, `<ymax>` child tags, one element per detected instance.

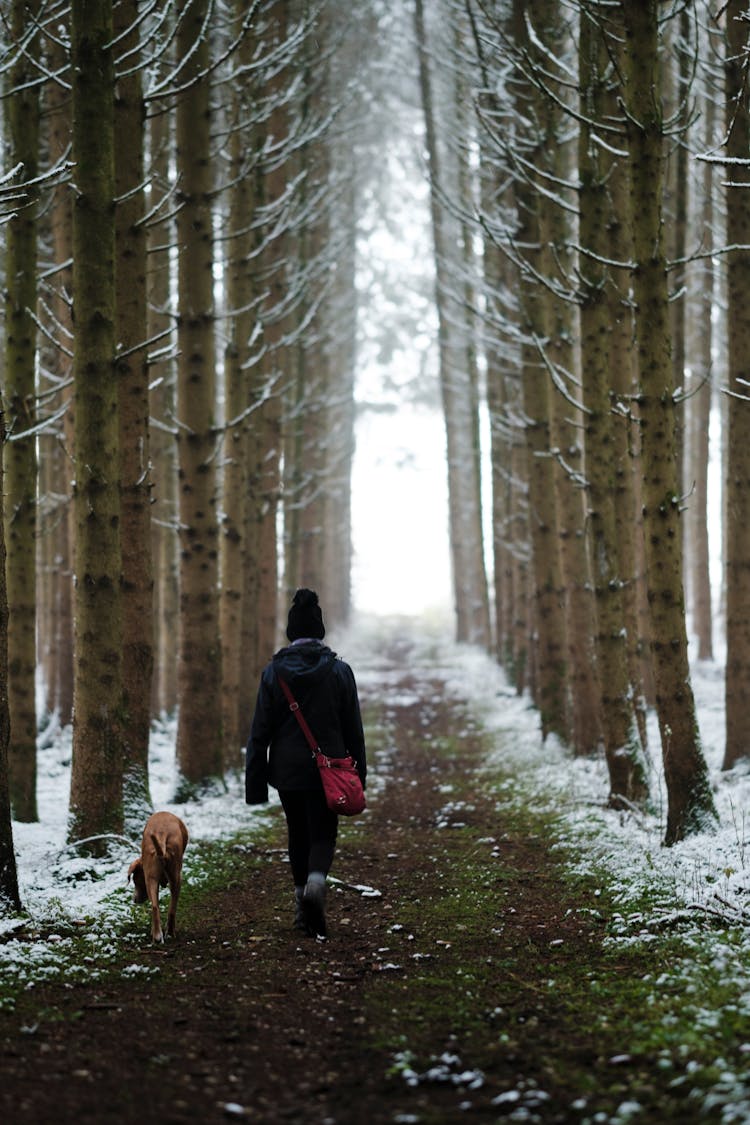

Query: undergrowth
<box><xmin>4</xmin><ymin>690</ymin><xmax>750</xmax><ymax>1123</ymax></box>
<box><xmin>361</xmin><ymin>713</ymin><xmax>750</xmax><ymax>1123</ymax></box>
<box><xmin>0</xmin><ymin>813</ymin><xmax>280</xmax><ymax>1014</ymax></box>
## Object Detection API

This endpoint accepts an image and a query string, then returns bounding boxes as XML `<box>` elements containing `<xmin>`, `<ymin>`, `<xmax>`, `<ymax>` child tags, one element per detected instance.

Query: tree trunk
<box><xmin>321</xmin><ymin>184</ymin><xmax>357</xmax><ymax>629</ymax></box>
<box><xmin>284</xmin><ymin>110</ymin><xmax>329</xmax><ymax>602</ymax></box>
<box><xmin>240</xmin><ymin>113</ymin><xmax>267</xmax><ymax>731</ymax></box>
<box><xmin>221</xmin><ymin>3</ymin><xmax>257</xmax><ymax>762</ymax></box>
<box><xmin>415</xmin><ymin>0</ymin><xmax>491</xmax><ymax>649</ymax></box>
<box><xmin>510</xmin><ymin>391</ymin><xmax>531</xmax><ymax>695</ymax></box>
<box><xmin>723</xmin><ymin>0</ymin><xmax>750</xmax><ymax>769</ymax></box>
<box><xmin>469</xmin><ymin>10</ymin><xmax>519</xmax><ymax>677</ymax></box>
<box><xmin>686</xmin><ymin>77</ymin><xmax>714</xmax><ymax>662</ymax></box>
<box><xmin>485</xmin><ymin>279</ymin><xmax>512</xmax><ymax>668</ymax></box>
<box><xmin>454</xmin><ymin>14</ymin><xmax>492</xmax><ymax>651</ymax></box>
<box><xmin>68</xmin><ymin>0</ymin><xmax>126</xmax><ymax>849</ymax></box>
<box><xmin>115</xmin><ymin>0</ymin><xmax>153</xmax><ymax>825</ymax></box>
<box><xmin>549</xmin><ymin>363</ymin><xmax>602</xmax><ymax>756</ymax></box>
<box><xmin>147</xmin><ymin>99</ymin><xmax>179</xmax><ymax>719</ymax></box>
<box><xmin>622</xmin><ymin>0</ymin><xmax>716</xmax><ymax>842</ymax></box>
<box><xmin>578</xmin><ymin>1</ymin><xmax>648</xmax><ymax>800</ymax></box>
<box><xmin>518</xmin><ymin>307</ymin><xmax>569</xmax><ymax>741</ymax></box>
<box><xmin>3</xmin><ymin>0</ymin><xmax>41</xmax><ymax>822</ymax></box>
<box><xmin>281</xmin><ymin>21</ymin><xmax>358</xmax><ymax>632</ymax></box>
<box><xmin>323</xmin><ymin>17</ymin><xmax>359</xmax><ymax>633</ymax></box>
<box><xmin>666</xmin><ymin>8</ymin><xmax>691</xmax><ymax>499</ymax></box>
<box><xmin>479</xmin><ymin>171</ymin><xmax>512</xmax><ymax>668</ymax></box>
<box><xmin>175</xmin><ymin>0</ymin><xmax>223</xmax><ymax>789</ymax></box>
<box><xmin>0</xmin><ymin>412</ymin><xmax>21</xmax><ymax>909</ymax></box>
<box><xmin>253</xmin><ymin>0</ymin><xmax>291</xmax><ymax>666</ymax></box>
<box><xmin>504</xmin><ymin>0</ymin><xmax>570</xmax><ymax>741</ymax></box>
<box><xmin>607</xmin><ymin>125</ymin><xmax>650</xmax><ymax>751</ymax></box>
<box><xmin>540</xmin><ymin>4</ymin><xmax>601</xmax><ymax>757</ymax></box>
<box><xmin>41</xmin><ymin>22</ymin><xmax>75</xmax><ymax>727</ymax></box>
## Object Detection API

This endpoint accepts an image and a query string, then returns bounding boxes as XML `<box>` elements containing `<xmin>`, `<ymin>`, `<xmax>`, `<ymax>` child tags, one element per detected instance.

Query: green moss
<box><xmin>360</xmin><ymin>722</ymin><xmax>750</xmax><ymax>1120</ymax></box>
<box><xmin>3</xmin><ymin>701</ymin><xmax>750</xmax><ymax>1121</ymax></box>
<box><xmin>0</xmin><ymin>814</ymin><xmax>283</xmax><ymax>1017</ymax></box>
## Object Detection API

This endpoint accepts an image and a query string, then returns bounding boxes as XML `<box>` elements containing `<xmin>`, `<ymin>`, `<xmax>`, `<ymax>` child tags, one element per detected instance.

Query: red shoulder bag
<box><xmin>277</xmin><ymin>676</ymin><xmax>366</xmax><ymax>817</ymax></box>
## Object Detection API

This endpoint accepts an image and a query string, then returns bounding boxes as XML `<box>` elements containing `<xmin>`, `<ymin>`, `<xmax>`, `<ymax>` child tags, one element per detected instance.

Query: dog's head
<box><xmin>127</xmin><ymin>858</ymin><xmax>148</xmax><ymax>903</ymax></box>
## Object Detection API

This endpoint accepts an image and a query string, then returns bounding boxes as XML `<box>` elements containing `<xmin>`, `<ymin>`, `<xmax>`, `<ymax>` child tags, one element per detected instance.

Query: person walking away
<box><xmin>245</xmin><ymin>589</ymin><xmax>367</xmax><ymax>937</ymax></box>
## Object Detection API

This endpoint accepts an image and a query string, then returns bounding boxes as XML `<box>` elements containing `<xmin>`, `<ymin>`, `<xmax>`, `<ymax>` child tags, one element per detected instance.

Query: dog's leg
<box><xmin>147</xmin><ymin>880</ymin><xmax>164</xmax><ymax>943</ymax></box>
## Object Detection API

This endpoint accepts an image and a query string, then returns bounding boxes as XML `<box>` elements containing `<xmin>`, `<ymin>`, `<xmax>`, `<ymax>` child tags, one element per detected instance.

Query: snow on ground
<box><xmin>2</xmin><ymin>612</ymin><xmax>750</xmax><ymax>1000</ymax></box>
<box><xmin>425</xmin><ymin>631</ymin><xmax>750</xmax><ymax>923</ymax></box>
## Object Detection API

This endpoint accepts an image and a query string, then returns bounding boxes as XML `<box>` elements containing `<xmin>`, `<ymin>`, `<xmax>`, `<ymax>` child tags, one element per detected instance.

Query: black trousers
<box><xmin>278</xmin><ymin>788</ymin><xmax>339</xmax><ymax>886</ymax></box>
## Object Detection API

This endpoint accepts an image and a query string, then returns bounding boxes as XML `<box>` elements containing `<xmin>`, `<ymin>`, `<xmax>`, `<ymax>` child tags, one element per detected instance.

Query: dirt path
<box><xmin>0</xmin><ymin>668</ymin><xmax>683</xmax><ymax>1123</ymax></box>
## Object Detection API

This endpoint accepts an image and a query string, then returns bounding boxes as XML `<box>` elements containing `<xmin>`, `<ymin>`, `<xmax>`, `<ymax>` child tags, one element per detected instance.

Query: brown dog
<box><xmin>127</xmin><ymin>811</ymin><xmax>189</xmax><ymax>943</ymax></box>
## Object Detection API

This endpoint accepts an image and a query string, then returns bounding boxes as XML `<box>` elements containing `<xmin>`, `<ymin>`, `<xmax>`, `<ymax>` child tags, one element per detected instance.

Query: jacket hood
<box><xmin>271</xmin><ymin>641</ymin><xmax>337</xmax><ymax>685</ymax></box>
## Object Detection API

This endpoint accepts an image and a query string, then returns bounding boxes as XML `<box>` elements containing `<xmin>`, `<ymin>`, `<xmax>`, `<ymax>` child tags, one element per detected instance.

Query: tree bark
<box><xmin>607</xmin><ymin>128</ymin><xmax>651</xmax><ymax>751</ymax></box>
<box><xmin>504</xmin><ymin>0</ymin><xmax>570</xmax><ymax>741</ymax></box>
<box><xmin>666</xmin><ymin>8</ymin><xmax>691</xmax><ymax>498</ymax></box>
<box><xmin>115</xmin><ymin>0</ymin><xmax>153</xmax><ymax>824</ymax></box>
<box><xmin>723</xmin><ymin>0</ymin><xmax>750</xmax><ymax>769</ymax></box>
<box><xmin>40</xmin><ymin>22</ymin><xmax>75</xmax><ymax>728</ymax></box>
<box><xmin>415</xmin><ymin>0</ymin><xmax>491</xmax><ymax>649</ymax></box>
<box><xmin>622</xmin><ymin>0</ymin><xmax>716</xmax><ymax>842</ymax></box>
<box><xmin>221</xmin><ymin>2</ymin><xmax>257</xmax><ymax>762</ymax></box>
<box><xmin>280</xmin><ymin>5</ymin><xmax>358</xmax><ymax>632</ymax></box>
<box><xmin>240</xmin><ymin>111</ymin><xmax>267</xmax><ymax>729</ymax></box>
<box><xmin>686</xmin><ymin>77</ymin><xmax>714</xmax><ymax>662</ymax></box>
<box><xmin>3</xmin><ymin>0</ymin><xmax>41</xmax><ymax>822</ymax></box>
<box><xmin>454</xmin><ymin>13</ymin><xmax>492</xmax><ymax>651</ymax></box>
<box><xmin>578</xmin><ymin>1</ymin><xmax>648</xmax><ymax>799</ymax></box>
<box><xmin>0</xmin><ymin>412</ymin><xmax>21</xmax><ymax>909</ymax></box>
<box><xmin>147</xmin><ymin>98</ymin><xmax>178</xmax><ymax>719</ymax></box>
<box><xmin>321</xmin><ymin>181</ymin><xmax>357</xmax><ymax>630</ymax></box>
<box><xmin>253</xmin><ymin>0</ymin><xmax>292</xmax><ymax>667</ymax></box>
<box><xmin>175</xmin><ymin>0</ymin><xmax>223</xmax><ymax>789</ymax></box>
<box><xmin>284</xmin><ymin>116</ymin><xmax>329</xmax><ymax>602</ymax></box>
<box><xmin>68</xmin><ymin>0</ymin><xmax>126</xmax><ymax>849</ymax></box>
<box><xmin>540</xmin><ymin>2</ymin><xmax>601</xmax><ymax>757</ymax></box>
<box><xmin>468</xmin><ymin>6</ymin><xmax>523</xmax><ymax>680</ymax></box>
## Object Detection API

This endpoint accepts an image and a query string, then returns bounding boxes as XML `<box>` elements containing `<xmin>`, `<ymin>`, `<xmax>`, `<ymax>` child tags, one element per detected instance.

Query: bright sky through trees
<box><xmin>351</xmin><ymin>179</ymin><xmax>452</xmax><ymax>617</ymax></box>
<box><xmin>351</xmin><ymin>405</ymin><xmax>451</xmax><ymax>615</ymax></box>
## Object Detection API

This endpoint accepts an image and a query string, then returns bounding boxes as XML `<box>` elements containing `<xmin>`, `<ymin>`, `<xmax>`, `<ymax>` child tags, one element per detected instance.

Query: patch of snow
<box><xmin>4</xmin><ymin>612</ymin><xmax>750</xmax><ymax>1120</ymax></box>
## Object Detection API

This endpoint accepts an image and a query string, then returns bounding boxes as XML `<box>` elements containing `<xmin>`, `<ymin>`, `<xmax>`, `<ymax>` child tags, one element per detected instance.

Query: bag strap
<box><xmin>278</xmin><ymin>675</ymin><xmax>319</xmax><ymax>756</ymax></box>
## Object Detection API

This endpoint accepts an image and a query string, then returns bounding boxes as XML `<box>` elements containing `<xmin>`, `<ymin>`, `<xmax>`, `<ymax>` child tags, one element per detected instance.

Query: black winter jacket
<box><xmin>245</xmin><ymin>641</ymin><xmax>367</xmax><ymax>804</ymax></box>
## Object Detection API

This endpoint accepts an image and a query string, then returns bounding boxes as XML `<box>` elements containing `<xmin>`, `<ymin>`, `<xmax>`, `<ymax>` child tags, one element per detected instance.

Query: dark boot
<box><xmin>302</xmin><ymin>874</ymin><xmax>327</xmax><ymax>938</ymax></box>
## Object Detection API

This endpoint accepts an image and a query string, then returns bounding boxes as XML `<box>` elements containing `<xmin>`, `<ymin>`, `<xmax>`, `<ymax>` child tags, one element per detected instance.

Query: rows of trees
<box><xmin>415</xmin><ymin>0</ymin><xmax>747</xmax><ymax>847</ymax></box>
<box><xmin>0</xmin><ymin>0</ymin><xmax>373</xmax><ymax>905</ymax></box>
<box><xmin>1</xmin><ymin>0</ymin><xmax>749</xmax><ymax>909</ymax></box>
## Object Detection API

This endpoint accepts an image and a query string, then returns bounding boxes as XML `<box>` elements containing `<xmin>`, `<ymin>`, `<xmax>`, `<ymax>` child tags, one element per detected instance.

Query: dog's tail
<box><xmin>150</xmin><ymin>831</ymin><xmax>169</xmax><ymax>860</ymax></box>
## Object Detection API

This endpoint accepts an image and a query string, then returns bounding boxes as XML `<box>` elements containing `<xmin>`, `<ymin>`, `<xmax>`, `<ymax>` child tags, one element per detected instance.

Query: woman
<box><xmin>245</xmin><ymin>588</ymin><xmax>367</xmax><ymax>938</ymax></box>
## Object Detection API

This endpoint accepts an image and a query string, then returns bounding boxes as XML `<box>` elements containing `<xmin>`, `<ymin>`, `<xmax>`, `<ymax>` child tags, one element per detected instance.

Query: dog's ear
<box><xmin>127</xmin><ymin>858</ymin><xmax>141</xmax><ymax>883</ymax></box>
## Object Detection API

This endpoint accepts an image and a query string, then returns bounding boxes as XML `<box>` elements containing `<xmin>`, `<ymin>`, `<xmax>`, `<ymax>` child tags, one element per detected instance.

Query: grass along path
<box><xmin>352</xmin><ymin>672</ymin><xmax>750</xmax><ymax>1123</ymax></box>
<box><xmin>0</xmin><ymin>649</ymin><xmax>749</xmax><ymax>1122</ymax></box>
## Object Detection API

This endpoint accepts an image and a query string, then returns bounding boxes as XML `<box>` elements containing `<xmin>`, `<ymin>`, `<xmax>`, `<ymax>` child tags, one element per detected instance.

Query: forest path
<box><xmin>1</xmin><ymin>651</ymin><xmax>691</xmax><ymax>1123</ymax></box>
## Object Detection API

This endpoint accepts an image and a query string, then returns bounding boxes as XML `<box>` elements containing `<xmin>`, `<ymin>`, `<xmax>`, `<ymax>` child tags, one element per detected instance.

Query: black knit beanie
<box><xmin>286</xmin><ymin>588</ymin><xmax>326</xmax><ymax>641</ymax></box>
